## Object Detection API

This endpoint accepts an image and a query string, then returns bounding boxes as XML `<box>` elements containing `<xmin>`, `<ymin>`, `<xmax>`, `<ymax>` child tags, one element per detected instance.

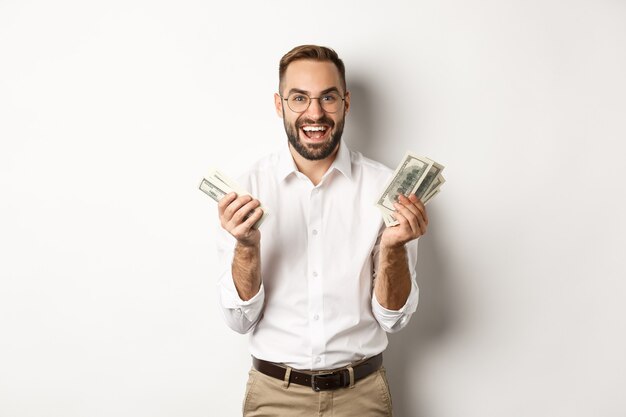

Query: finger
<box><xmin>398</xmin><ymin>202</ymin><xmax>427</xmax><ymax>238</ymax></box>
<box><xmin>406</xmin><ymin>196</ymin><xmax>427</xmax><ymax>236</ymax></box>
<box><xmin>414</xmin><ymin>209</ymin><xmax>427</xmax><ymax>236</ymax></box>
<box><xmin>218</xmin><ymin>192</ymin><xmax>237</xmax><ymax>215</ymax></box>
<box><xmin>241</xmin><ymin>207</ymin><xmax>264</xmax><ymax>229</ymax></box>
<box><xmin>398</xmin><ymin>195</ymin><xmax>420</xmax><ymax>217</ymax></box>
<box><xmin>394</xmin><ymin>202</ymin><xmax>419</xmax><ymax>235</ymax></box>
<box><xmin>416</xmin><ymin>203</ymin><xmax>428</xmax><ymax>237</ymax></box>
<box><xmin>231</xmin><ymin>198</ymin><xmax>261</xmax><ymax>226</ymax></box>
<box><xmin>223</xmin><ymin>195</ymin><xmax>254</xmax><ymax>221</ymax></box>
<box><xmin>231</xmin><ymin>207</ymin><xmax>263</xmax><ymax>237</ymax></box>
<box><xmin>409</xmin><ymin>194</ymin><xmax>428</xmax><ymax>226</ymax></box>
<box><xmin>231</xmin><ymin>207</ymin><xmax>264</xmax><ymax>239</ymax></box>
<box><xmin>390</xmin><ymin>204</ymin><xmax>407</xmax><ymax>226</ymax></box>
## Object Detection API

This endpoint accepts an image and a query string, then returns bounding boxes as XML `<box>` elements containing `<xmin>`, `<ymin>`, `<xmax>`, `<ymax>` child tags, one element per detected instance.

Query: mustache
<box><xmin>296</xmin><ymin>116</ymin><xmax>335</xmax><ymax>129</ymax></box>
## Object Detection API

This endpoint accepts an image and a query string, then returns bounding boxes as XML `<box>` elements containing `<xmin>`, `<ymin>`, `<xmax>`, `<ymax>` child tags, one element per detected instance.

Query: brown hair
<box><xmin>278</xmin><ymin>45</ymin><xmax>346</xmax><ymax>93</ymax></box>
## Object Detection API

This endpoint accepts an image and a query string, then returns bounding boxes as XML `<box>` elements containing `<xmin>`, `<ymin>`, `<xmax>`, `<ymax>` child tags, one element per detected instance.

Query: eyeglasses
<box><xmin>280</xmin><ymin>92</ymin><xmax>345</xmax><ymax>113</ymax></box>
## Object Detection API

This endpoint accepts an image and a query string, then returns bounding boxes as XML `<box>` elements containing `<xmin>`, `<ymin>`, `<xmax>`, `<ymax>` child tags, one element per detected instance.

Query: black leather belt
<box><xmin>252</xmin><ymin>353</ymin><xmax>383</xmax><ymax>392</ymax></box>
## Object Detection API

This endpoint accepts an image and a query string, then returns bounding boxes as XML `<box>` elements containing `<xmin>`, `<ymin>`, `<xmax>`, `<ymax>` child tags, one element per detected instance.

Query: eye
<box><xmin>322</xmin><ymin>94</ymin><xmax>338</xmax><ymax>102</ymax></box>
<box><xmin>291</xmin><ymin>95</ymin><xmax>308</xmax><ymax>102</ymax></box>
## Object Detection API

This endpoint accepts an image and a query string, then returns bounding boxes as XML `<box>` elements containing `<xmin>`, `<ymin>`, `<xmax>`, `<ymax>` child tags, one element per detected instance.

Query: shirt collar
<box><xmin>277</xmin><ymin>143</ymin><xmax>299</xmax><ymax>181</ymax></box>
<box><xmin>276</xmin><ymin>140</ymin><xmax>353</xmax><ymax>182</ymax></box>
<box><xmin>329</xmin><ymin>140</ymin><xmax>353</xmax><ymax>180</ymax></box>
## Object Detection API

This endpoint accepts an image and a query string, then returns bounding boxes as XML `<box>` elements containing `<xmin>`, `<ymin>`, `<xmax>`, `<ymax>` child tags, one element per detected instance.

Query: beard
<box><xmin>284</xmin><ymin>113</ymin><xmax>345</xmax><ymax>161</ymax></box>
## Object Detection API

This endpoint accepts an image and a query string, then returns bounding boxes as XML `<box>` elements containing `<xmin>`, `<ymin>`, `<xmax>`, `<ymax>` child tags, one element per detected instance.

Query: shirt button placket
<box><xmin>308</xmin><ymin>186</ymin><xmax>324</xmax><ymax>368</ymax></box>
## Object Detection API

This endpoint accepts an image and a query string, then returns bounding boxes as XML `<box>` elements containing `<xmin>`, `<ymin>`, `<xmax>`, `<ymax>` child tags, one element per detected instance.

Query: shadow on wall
<box><xmin>347</xmin><ymin>77</ymin><xmax>457</xmax><ymax>417</ymax></box>
<box><xmin>386</xmin><ymin>232</ymin><xmax>455</xmax><ymax>417</ymax></box>
<box><xmin>344</xmin><ymin>77</ymin><xmax>394</xmax><ymax>168</ymax></box>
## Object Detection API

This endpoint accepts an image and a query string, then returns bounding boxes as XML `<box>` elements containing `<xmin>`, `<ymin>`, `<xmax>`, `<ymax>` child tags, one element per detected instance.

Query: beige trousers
<box><xmin>242</xmin><ymin>366</ymin><xmax>393</xmax><ymax>417</ymax></box>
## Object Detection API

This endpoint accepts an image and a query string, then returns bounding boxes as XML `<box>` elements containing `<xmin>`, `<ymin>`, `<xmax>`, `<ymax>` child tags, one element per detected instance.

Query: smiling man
<box><xmin>215</xmin><ymin>45</ymin><xmax>427</xmax><ymax>416</ymax></box>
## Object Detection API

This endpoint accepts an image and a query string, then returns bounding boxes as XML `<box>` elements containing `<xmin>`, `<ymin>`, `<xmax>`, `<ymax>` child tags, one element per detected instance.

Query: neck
<box><xmin>288</xmin><ymin>143</ymin><xmax>339</xmax><ymax>186</ymax></box>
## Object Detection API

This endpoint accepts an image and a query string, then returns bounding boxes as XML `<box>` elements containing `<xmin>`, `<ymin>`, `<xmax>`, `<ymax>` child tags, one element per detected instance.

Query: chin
<box><xmin>293</xmin><ymin>136</ymin><xmax>340</xmax><ymax>161</ymax></box>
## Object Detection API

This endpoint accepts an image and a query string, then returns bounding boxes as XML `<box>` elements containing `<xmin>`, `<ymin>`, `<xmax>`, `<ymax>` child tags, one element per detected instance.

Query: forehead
<box><xmin>282</xmin><ymin>59</ymin><xmax>342</xmax><ymax>93</ymax></box>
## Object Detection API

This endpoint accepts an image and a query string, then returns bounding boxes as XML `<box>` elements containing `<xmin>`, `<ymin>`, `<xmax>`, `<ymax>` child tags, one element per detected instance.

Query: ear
<box><xmin>343</xmin><ymin>90</ymin><xmax>351</xmax><ymax>115</ymax></box>
<box><xmin>274</xmin><ymin>93</ymin><xmax>284</xmax><ymax>118</ymax></box>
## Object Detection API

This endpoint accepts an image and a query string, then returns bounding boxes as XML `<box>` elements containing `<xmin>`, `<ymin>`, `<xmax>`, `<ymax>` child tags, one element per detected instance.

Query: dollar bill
<box><xmin>420</xmin><ymin>173</ymin><xmax>445</xmax><ymax>202</ymax></box>
<box><xmin>376</xmin><ymin>152</ymin><xmax>434</xmax><ymax>213</ymax></box>
<box><xmin>423</xmin><ymin>188</ymin><xmax>440</xmax><ymax>205</ymax></box>
<box><xmin>376</xmin><ymin>153</ymin><xmax>445</xmax><ymax>227</ymax></box>
<box><xmin>199</xmin><ymin>169</ymin><xmax>268</xmax><ymax>229</ymax></box>
<box><xmin>414</xmin><ymin>159</ymin><xmax>445</xmax><ymax>199</ymax></box>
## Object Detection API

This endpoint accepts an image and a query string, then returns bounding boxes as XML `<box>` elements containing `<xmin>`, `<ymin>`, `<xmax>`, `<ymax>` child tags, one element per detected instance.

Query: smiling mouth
<box><xmin>301</xmin><ymin>125</ymin><xmax>330</xmax><ymax>140</ymax></box>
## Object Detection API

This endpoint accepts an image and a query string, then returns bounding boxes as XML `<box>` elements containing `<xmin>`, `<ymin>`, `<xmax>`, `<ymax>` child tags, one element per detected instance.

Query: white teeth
<box><xmin>302</xmin><ymin>126</ymin><xmax>327</xmax><ymax>132</ymax></box>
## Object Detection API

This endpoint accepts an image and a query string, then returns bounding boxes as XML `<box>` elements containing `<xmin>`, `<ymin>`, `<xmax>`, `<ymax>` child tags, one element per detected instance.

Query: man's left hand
<box><xmin>381</xmin><ymin>194</ymin><xmax>428</xmax><ymax>248</ymax></box>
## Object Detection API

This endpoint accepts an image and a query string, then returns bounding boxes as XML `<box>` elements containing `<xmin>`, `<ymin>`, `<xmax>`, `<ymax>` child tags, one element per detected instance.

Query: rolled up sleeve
<box><xmin>216</xmin><ymin>227</ymin><xmax>264</xmax><ymax>334</ymax></box>
<box><xmin>371</xmin><ymin>238</ymin><xmax>419</xmax><ymax>333</ymax></box>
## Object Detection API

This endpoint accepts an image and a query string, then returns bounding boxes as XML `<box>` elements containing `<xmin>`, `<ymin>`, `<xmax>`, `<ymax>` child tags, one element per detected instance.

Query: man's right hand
<box><xmin>218</xmin><ymin>192</ymin><xmax>263</xmax><ymax>247</ymax></box>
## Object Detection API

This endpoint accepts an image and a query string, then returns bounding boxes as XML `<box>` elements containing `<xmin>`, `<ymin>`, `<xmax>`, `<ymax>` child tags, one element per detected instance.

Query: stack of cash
<box><xmin>199</xmin><ymin>169</ymin><xmax>269</xmax><ymax>229</ymax></box>
<box><xmin>375</xmin><ymin>152</ymin><xmax>445</xmax><ymax>227</ymax></box>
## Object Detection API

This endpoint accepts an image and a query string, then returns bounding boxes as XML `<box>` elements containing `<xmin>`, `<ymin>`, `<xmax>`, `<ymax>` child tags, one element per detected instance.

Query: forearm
<box><xmin>232</xmin><ymin>242</ymin><xmax>261</xmax><ymax>301</ymax></box>
<box><xmin>374</xmin><ymin>243</ymin><xmax>412</xmax><ymax>310</ymax></box>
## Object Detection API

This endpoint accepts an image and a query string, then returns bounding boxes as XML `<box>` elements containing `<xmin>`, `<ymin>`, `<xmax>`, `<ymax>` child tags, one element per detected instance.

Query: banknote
<box><xmin>421</xmin><ymin>173</ymin><xmax>445</xmax><ymax>201</ymax></box>
<box><xmin>423</xmin><ymin>188</ymin><xmax>440</xmax><ymax>204</ymax></box>
<box><xmin>414</xmin><ymin>159</ymin><xmax>445</xmax><ymax>199</ymax></box>
<box><xmin>423</xmin><ymin>173</ymin><xmax>445</xmax><ymax>200</ymax></box>
<box><xmin>199</xmin><ymin>169</ymin><xmax>268</xmax><ymax>229</ymax></box>
<box><xmin>376</xmin><ymin>152</ymin><xmax>434</xmax><ymax>213</ymax></box>
<box><xmin>379</xmin><ymin>192</ymin><xmax>439</xmax><ymax>227</ymax></box>
<box><xmin>376</xmin><ymin>153</ymin><xmax>445</xmax><ymax>227</ymax></box>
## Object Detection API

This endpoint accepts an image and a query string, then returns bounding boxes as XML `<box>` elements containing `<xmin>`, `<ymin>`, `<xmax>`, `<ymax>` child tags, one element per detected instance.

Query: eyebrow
<box><xmin>287</xmin><ymin>87</ymin><xmax>342</xmax><ymax>96</ymax></box>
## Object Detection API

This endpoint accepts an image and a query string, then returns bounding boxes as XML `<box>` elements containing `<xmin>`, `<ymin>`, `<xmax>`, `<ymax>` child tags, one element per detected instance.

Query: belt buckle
<box><xmin>311</xmin><ymin>372</ymin><xmax>343</xmax><ymax>392</ymax></box>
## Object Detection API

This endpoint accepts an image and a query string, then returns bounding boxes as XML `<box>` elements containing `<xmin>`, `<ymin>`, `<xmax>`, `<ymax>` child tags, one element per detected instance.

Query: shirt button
<box><xmin>312</xmin><ymin>229</ymin><xmax>318</xmax><ymax>235</ymax></box>
<box><xmin>315</xmin><ymin>357</ymin><xmax>321</xmax><ymax>363</ymax></box>
<box><xmin>313</xmin><ymin>314</ymin><xmax>319</xmax><ymax>321</ymax></box>
<box><xmin>236</xmin><ymin>308</ymin><xmax>242</xmax><ymax>315</ymax></box>
<box><xmin>312</xmin><ymin>271</ymin><xmax>318</xmax><ymax>277</ymax></box>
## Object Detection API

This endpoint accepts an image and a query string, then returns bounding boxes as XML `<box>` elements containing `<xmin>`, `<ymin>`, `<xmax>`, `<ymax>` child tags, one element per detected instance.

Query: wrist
<box><xmin>380</xmin><ymin>239</ymin><xmax>406</xmax><ymax>251</ymax></box>
<box><xmin>236</xmin><ymin>239</ymin><xmax>260</xmax><ymax>251</ymax></box>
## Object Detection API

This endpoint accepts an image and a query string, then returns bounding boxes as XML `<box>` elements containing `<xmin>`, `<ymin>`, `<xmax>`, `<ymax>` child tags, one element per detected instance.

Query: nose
<box><xmin>305</xmin><ymin>97</ymin><xmax>325</xmax><ymax>118</ymax></box>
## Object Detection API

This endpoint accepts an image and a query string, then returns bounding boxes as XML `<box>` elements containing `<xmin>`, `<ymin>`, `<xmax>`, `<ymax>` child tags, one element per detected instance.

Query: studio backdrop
<box><xmin>1</xmin><ymin>1</ymin><xmax>625</xmax><ymax>416</ymax></box>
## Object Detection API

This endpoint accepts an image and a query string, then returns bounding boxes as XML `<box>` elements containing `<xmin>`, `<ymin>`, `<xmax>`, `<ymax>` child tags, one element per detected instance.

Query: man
<box><xmin>215</xmin><ymin>45</ymin><xmax>427</xmax><ymax>416</ymax></box>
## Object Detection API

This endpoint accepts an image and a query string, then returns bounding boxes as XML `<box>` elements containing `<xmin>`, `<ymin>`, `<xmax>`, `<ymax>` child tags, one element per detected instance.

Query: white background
<box><xmin>1</xmin><ymin>1</ymin><xmax>625</xmax><ymax>416</ymax></box>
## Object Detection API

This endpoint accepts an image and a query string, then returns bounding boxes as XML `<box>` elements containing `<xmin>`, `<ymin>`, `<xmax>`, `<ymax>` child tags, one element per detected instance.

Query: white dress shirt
<box><xmin>216</xmin><ymin>140</ymin><xmax>419</xmax><ymax>370</ymax></box>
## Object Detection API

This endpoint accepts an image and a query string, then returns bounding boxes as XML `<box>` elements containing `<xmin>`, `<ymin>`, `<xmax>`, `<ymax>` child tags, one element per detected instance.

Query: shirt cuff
<box><xmin>220</xmin><ymin>282</ymin><xmax>265</xmax><ymax>323</ymax></box>
<box><xmin>371</xmin><ymin>279</ymin><xmax>419</xmax><ymax>332</ymax></box>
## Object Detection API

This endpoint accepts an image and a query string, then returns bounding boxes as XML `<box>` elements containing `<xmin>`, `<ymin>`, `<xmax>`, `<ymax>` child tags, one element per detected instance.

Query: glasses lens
<box><xmin>286</xmin><ymin>92</ymin><xmax>343</xmax><ymax>113</ymax></box>
<box><xmin>287</xmin><ymin>94</ymin><xmax>310</xmax><ymax>113</ymax></box>
<box><xmin>319</xmin><ymin>92</ymin><xmax>341</xmax><ymax>113</ymax></box>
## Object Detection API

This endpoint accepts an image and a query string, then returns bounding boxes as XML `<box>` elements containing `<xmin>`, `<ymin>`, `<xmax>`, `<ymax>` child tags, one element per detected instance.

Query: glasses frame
<box><xmin>279</xmin><ymin>92</ymin><xmax>346</xmax><ymax>114</ymax></box>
